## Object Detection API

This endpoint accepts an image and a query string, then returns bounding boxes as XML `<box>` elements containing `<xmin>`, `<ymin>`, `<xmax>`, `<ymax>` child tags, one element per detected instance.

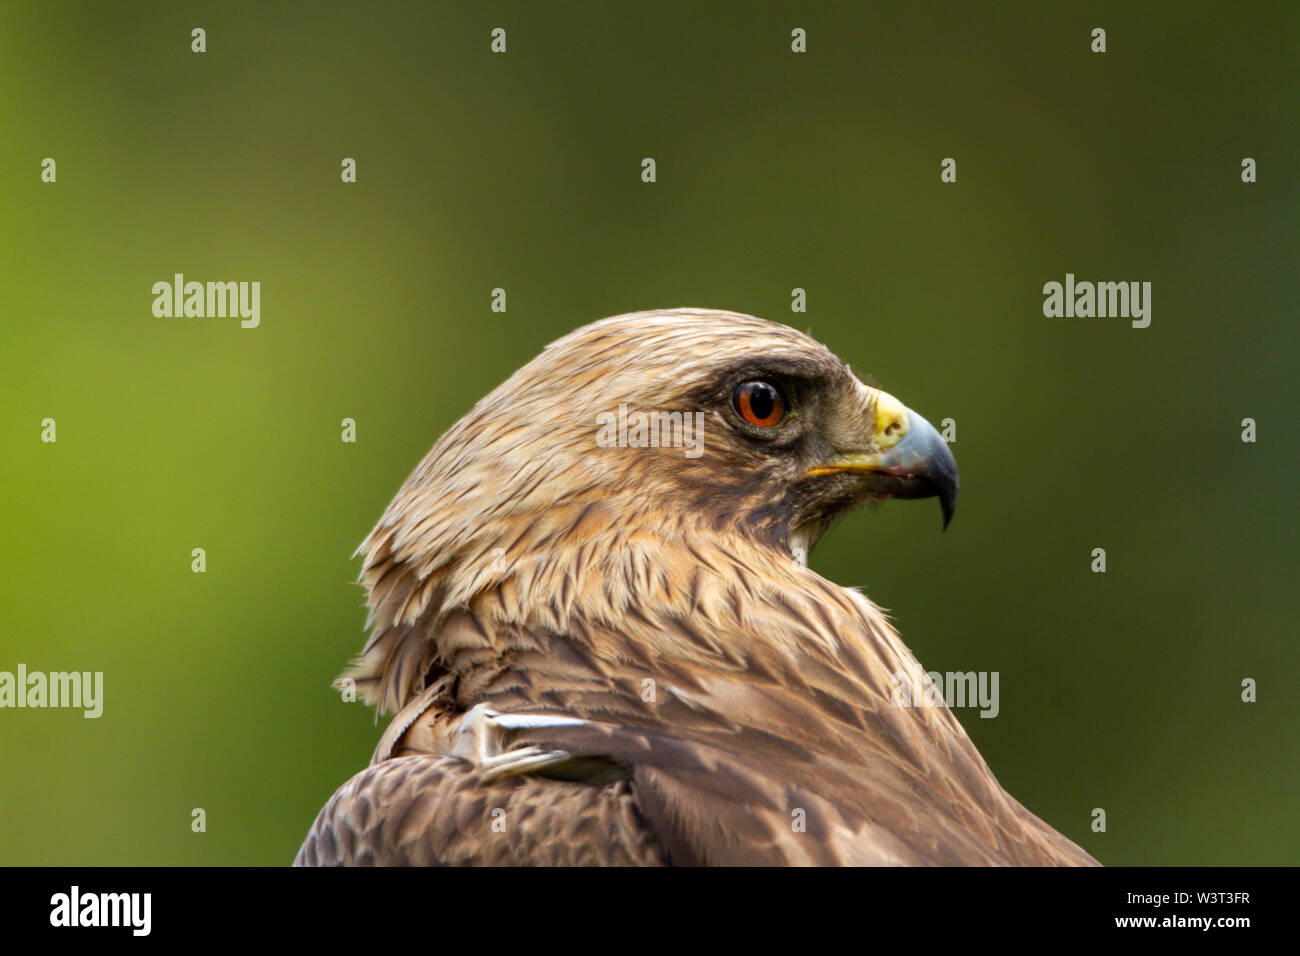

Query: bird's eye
<box><xmin>733</xmin><ymin>381</ymin><xmax>785</xmax><ymax>427</ymax></box>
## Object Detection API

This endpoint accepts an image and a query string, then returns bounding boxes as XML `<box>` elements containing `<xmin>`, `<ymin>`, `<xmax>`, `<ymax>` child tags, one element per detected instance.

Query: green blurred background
<box><xmin>1</xmin><ymin>2</ymin><xmax>1296</xmax><ymax>865</ymax></box>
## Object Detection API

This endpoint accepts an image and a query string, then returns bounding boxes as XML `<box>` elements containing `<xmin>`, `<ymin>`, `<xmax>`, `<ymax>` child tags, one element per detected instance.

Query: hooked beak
<box><xmin>804</xmin><ymin>390</ymin><xmax>959</xmax><ymax>530</ymax></box>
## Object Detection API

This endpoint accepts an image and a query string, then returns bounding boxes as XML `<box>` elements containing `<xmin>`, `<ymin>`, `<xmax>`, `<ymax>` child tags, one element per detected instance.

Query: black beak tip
<box><xmin>940</xmin><ymin>490</ymin><xmax>956</xmax><ymax>531</ymax></box>
<box><xmin>913</xmin><ymin>412</ymin><xmax>957</xmax><ymax>532</ymax></box>
<box><xmin>936</xmin><ymin>456</ymin><xmax>958</xmax><ymax>532</ymax></box>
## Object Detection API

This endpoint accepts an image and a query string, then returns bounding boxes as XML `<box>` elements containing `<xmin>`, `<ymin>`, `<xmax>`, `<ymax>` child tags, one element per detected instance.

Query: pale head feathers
<box><xmin>341</xmin><ymin>309</ymin><xmax>899</xmax><ymax>714</ymax></box>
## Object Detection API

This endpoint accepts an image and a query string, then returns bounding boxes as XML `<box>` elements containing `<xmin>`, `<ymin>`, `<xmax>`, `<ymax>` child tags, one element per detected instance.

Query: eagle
<box><xmin>295</xmin><ymin>308</ymin><xmax>1097</xmax><ymax>866</ymax></box>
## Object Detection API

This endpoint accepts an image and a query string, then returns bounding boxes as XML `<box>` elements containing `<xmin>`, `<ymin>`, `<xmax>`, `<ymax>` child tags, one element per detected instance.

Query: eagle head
<box><xmin>345</xmin><ymin>308</ymin><xmax>957</xmax><ymax>712</ymax></box>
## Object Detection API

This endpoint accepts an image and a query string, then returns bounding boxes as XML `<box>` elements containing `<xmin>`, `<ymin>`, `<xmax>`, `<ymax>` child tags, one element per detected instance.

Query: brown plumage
<box><xmin>295</xmin><ymin>308</ymin><xmax>1097</xmax><ymax>866</ymax></box>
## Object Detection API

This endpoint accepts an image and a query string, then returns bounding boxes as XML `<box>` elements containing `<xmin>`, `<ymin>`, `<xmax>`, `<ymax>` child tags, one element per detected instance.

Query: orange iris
<box><xmin>734</xmin><ymin>381</ymin><xmax>784</xmax><ymax>427</ymax></box>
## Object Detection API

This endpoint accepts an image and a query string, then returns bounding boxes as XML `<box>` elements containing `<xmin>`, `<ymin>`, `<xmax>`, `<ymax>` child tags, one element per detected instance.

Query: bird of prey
<box><xmin>295</xmin><ymin>308</ymin><xmax>1097</xmax><ymax>866</ymax></box>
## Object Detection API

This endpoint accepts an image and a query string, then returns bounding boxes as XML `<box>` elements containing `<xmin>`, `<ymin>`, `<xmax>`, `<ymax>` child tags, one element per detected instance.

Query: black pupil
<box><xmin>745</xmin><ymin>383</ymin><xmax>776</xmax><ymax>420</ymax></box>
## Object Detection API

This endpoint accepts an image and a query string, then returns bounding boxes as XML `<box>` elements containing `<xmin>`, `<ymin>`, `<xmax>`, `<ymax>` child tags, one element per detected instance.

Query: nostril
<box><xmin>872</xmin><ymin>391</ymin><xmax>910</xmax><ymax>446</ymax></box>
<box><xmin>881</xmin><ymin>415</ymin><xmax>908</xmax><ymax>444</ymax></box>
